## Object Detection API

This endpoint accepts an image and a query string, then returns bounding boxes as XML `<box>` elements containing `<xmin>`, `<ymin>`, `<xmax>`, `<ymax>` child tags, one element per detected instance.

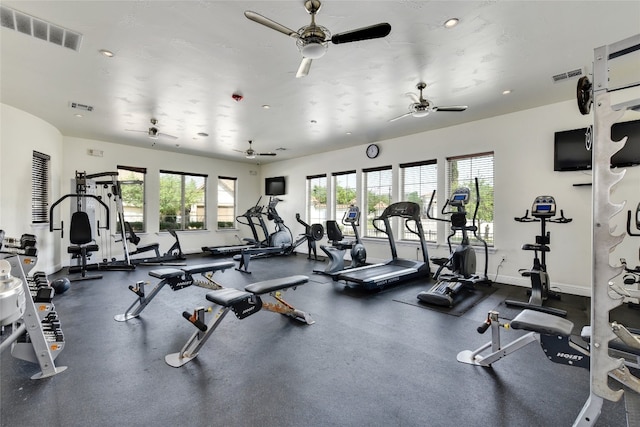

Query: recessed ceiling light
<box><xmin>197</xmin><ymin>132</ymin><xmax>209</xmax><ymax>137</ymax></box>
<box><xmin>262</xmin><ymin>104</ymin><xmax>270</xmax><ymax>109</ymax></box>
<box><xmin>444</xmin><ymin>18</ymin><xmax>459</xmax><ymax>28</ymax></box>
<box><xmin>502</xmin><ymin>89</ymin><xmax>512</xmax><ymax>95</ymax></box>
<box><xmin>99</xmin><ymin>49</ymin><xmax>114</xmax><ymax>57</ymax></box>
<box><xmin>346</xmin><ymin>132</ymin><xmax>352</xmax><ymax>135</ymax></box>
<box><xmin>74</xmin><ymin>113</ymin><xmax>83</xmax><ymax>118</ymax></box>
<box><xmin>310</xmin><ymin>119</ymin><xmax>317</xmax><ymax>124</ymax></box>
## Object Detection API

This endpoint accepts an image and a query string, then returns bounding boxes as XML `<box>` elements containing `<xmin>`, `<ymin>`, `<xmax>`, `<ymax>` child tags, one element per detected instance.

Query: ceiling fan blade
<box><xmin>296</xmin><ymin>57</ymin><xmax>312</xmax><ymax>78</ymax></box>
<box><xmin>331</xmin><ymin>23</ymin><xmax>391</xmax><ymax>45</ymax></box>
<box><xmin>244</xmin><ymin>11</ymin><xmax>299</xmax><ymax>38</ymax></box>
<box><xmin>257</xmin><ymin>152</ymin><xmax>277</xmax><ymax>156</ymax></box>
<box><xmin>432</xmin><ymin>106</ymin><xmax>468</xmax><ymax>112</ymax></box>
<box><xmin>125</xmin><ymin>129</ymin><xmax>148</xmax><ymax>134</ymax></box>
<box><xmin>405</xmin><ymin>92</ymin><xmax>420</xmax><ymax>103</ymax></box>
<box><xmin>388</xmin><ymin>112</ymin><xmax>412</xmax><ymax>122</ymax></box>
<box><xmin>158</xmin><ymin>132</ymin><xmax>178</xmax><ymax>140</ymax></box>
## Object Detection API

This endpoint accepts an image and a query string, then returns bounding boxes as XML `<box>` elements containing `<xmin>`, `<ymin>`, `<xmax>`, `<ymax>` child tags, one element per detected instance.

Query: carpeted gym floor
<box><xmin>1</xmin><ymin>252</ymin><xmax>636</xmax><ymax>426</ymax></box>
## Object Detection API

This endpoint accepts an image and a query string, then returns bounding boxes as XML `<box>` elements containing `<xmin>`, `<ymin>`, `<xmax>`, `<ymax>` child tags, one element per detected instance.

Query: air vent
<box><xmin>552</xmin><ymin>68</ymin><xmax>584</xmax><ymax>83</ymax></box>
<box><xmin>0</xmin><ymin>5</ymin><xmax>82</xmax><ymax>51</ymax></box>
<box><xmin>69</xmin><ymin>102</ymin><xmax>94</xmax><ymax>112</ymax></box>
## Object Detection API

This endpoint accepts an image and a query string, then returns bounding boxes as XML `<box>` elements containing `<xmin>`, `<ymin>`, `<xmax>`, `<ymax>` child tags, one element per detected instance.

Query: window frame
<box><xmin>363</xmin><ymin>165</ymin><xmax>393</xmax><ymax>238</ymax></box>
<box><xmin>31</xmin><ymin>151</ymin><xmax>50</xmax><ymax>224</ymax></box>
<box><xmin>306</xmin><ymin>174</ymin><xmax>327</xmax><ymax>226</ymax></box>
<box><xmin>159</xmin><ymin>170</ymin><xmax>207</xmax><ymax>231</ymax></box>
<box><xmin>400</xmin><ymin>159</ymin><xmax>438</xmax><ymax>242</ymax></box>
<box><xmin>332</xmin><ymin>170</ymin><xmax>357</xmax><ymax>237</ymax></box>
<box><xmin>117</xmin><ymin>165</ymin><xmax>146</xmax><ymax>232</ymax></box>
<box><xmin>217</xmin><ymin>176</ymin><xmax>237</xmax><ymax>230</ymax></box>
<box><xmin>446</xmin><ymin>152</ymin><xmax>494</xmax><ymax>246</ymax></box>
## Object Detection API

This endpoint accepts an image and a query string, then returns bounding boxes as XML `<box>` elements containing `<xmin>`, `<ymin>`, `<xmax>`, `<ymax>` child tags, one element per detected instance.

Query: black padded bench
<box><xmin>245</xmin><ymin>274</ymin><xmax>309</xmax><ymax>294</ymax></box>
<box><xmin>114</xmin><ymin>262</ymin><xmax>234</xmax><ymax>322</ymax></box>
<box><xmin>166</xmin><ymin>275</ymin><xmax>313</xmax><ymax>368</ymax></box>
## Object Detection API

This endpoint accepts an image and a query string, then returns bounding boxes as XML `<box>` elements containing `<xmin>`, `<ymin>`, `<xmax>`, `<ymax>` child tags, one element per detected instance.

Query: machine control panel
<box><xmin>531</xmin><ymin>195</ymin><xmax>556</xmax><ymax>218</ymax></box>
<box><xmin>450</xmin><ymin>187</ymin><xmax>471</xmax><ymax>207</ymax></box>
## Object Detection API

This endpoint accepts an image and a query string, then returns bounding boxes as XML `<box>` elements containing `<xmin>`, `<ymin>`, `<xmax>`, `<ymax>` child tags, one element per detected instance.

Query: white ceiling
<box><xmin>1</xmin><ymin>1</ymin><xmax>639</xmax><ymax>163</ymax></box>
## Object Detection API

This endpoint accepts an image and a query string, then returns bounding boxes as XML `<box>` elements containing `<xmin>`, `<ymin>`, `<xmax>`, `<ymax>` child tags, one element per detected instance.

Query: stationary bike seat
<box><xmin>522</xmin><ymin>243</ymin><xmax>550</xmax><ymax>252</ymax></box>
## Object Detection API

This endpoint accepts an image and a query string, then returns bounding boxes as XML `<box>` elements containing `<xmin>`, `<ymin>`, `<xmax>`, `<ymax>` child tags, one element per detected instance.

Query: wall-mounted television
<box><xmin>553</xmin><ymin>119</ymin><xmax>640</xmax><ymax>171</ymax></box>
<box><xmin>265</xmin><ymin>176</ymin><xmax>286</xmax><ymax>196</ymax></box>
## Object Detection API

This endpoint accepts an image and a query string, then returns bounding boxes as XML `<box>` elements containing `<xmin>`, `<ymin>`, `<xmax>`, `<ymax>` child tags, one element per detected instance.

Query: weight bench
<box><xmin>457</xmin><ymin>309</ymin><xmax>590</xmax><ymax>368</ymax></box>
<box><xmin>114</xmin><ymin>261</ymin><xmax>234</xmax><ymax>322</ymax></box>
<box><xmin>165</xmin><ymin>275</ymin><xmax>311</xmax><ymax>368</ymax></box>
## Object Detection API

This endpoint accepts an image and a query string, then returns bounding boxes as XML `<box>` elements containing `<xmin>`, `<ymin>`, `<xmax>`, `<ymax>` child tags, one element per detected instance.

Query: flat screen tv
<box><xmin>553</xmin><ymin>119</ymin><xmax>640</xmax><ymax>171</ymax></box>
<box><xmin>265</xmin><ymin>176</ymin><xmax>286</xmax><ymax>196</ymax></box>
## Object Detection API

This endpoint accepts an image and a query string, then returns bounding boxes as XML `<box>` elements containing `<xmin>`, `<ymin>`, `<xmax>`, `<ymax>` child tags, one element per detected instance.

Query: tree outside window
<box><xmin>159</xmin><ymin>171</ymin><xmax>206</xmax><ymax>231</ymax></box>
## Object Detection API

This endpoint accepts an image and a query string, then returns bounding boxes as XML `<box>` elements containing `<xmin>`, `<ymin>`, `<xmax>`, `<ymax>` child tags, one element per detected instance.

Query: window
<box><xmin>363</xmin><ymin>166</ymin><xmax>392</xmax><ymax>238</ymax></box>
<box><xmin>118</xmin><ymin>166</ymin><xmax>146</xmax><ymax>232</ymax></box>
<box><xmin>31</xmin><ymin>151</ymin><xmax>50</xmax><ymax>224</ymax></box>
<box><xmin>332</xmin><ymin>170</ymin><xmax>357</xmax><ymax>236</ymax></box>
<box><xmin>400</xmin><ymin>160</ymin><xmax>437</xmax><ymax>241</ymax></box>
<box><xmin>217</xmin><ymin>176</ymin><xmax>237</xmax><ymax>229</ymax></box>
<box><xmin>447</xmin><ymin>152</ymin><xmax>494</xmax><ymax>245</ymax></box>
<box><xmin>307</xmin><ymin>174</ymin><xmax>327</xmax><ymax>226</ymax></box>
<box><xmin>159</xmin><ymin>170</ymin><xmax>207</xmax><ymax>231</ymax></box>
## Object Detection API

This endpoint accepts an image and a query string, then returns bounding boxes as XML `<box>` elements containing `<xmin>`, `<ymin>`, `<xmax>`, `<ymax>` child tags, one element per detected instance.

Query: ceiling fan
<box><xmin>234</xmin><ymin>140</ymin><xmax>276</xmax><ymax>159</ymax></box>
<box><xmin>389</xmin><ymin>82</ymin><xmax>468</xmax><ymax>122</ymax></box>
<box><xmin>244</xmin><ymin>0</ymin><xmax>391</xmax><ymax>78</ymax></box>
<box><xmin>125</xmin><ymin>118</ymin><xmax>177</xmax><ymax>140</ymax></box>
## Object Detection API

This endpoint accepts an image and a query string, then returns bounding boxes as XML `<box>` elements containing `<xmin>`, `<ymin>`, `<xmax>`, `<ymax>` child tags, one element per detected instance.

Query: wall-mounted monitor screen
<box><xmin>265</xmin><ymin>176</ymin><xmax>286</xmax><ymax>195</ymax></box>
<box><xmin>553</xmin><ymin>119</ymin><xmax>640</xmax><ymax>171</ymax></box>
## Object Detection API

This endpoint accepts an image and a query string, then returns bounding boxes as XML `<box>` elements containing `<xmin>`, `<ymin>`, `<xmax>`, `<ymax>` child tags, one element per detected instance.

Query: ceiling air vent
<box><xmin>69</xmin><ymin>102</ymin><xmax>94</xmax><ymax>112</ymax></box>
<box><xmin>552</xmin><ymin>67</ymin><xmax>584</xmax><ymax>83</ymax></box>
<box><xmin>0</xmin><ymin>5</ymin><xmax>82</xmax><ymax>52</ymax></box>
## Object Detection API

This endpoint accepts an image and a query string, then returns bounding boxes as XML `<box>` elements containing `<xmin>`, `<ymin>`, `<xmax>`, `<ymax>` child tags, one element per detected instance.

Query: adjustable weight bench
<box><xmin>457</xmin><ymin>309</ymin><xmax>590</xmax><ymax>368</ymax></box>
<box><xmin>165</xmin><ymin>274</ymin><xmax>311</xmax><ymax>368</ymax></box>
<box><xmin>114</xmin><ymin>261</ymin><xmax>234</xmax><ymax>322</ymax></box>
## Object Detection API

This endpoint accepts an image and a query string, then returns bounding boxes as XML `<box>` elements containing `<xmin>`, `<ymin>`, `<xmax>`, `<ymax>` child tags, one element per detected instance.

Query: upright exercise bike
<box><xmin>506</xmin><ymin>195</ymin><xmax>571</xmax><ymax>317</ymax></box>
<box><xmin>314</xmin><ymin>205</ymin><xmax>367</xmax><ymax>276</ymax></box>
<box><xmin>417</xmin><ymin>178</ymin><xmax>491</xmax><ymax>307</ymax></box>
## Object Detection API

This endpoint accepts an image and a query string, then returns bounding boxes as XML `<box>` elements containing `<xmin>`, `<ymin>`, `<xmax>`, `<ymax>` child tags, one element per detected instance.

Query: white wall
<box><xmin>60</xmin><ymin>137</ymin><xmax>262</xmax><ymax>257</ymax></box>
<box><xmin>261</xmin><ymin>99</ymin><xmax>640</xmax><ymax>296</ymax></box>
<box><xmin>1</xmin><ymin>104</ymin><xmax>64</xmax><ymax>273</ymax></box>
<box><xmin>2</xmin><ymin>101</ymin><xmax>639</xmax><ymax>296</ymax></box>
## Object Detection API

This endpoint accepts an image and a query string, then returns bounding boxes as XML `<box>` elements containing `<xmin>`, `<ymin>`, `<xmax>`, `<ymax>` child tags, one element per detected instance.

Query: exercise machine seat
<box><xmin>245</xmin><ymin>275</ymin><xmax>309</xmax><ymax>295</ymax></box>
<box><xmin>511</xmin><ymin>309</ymin><xmax>573</xmax><ymax>336</ymax></box>
<box><xmin>67</xmin><ymin>211</ymin><xmax>99</xmax><ymax>256</ymax></box>
<box><xmin>206</xmin><ymin>288</ymin><xmax>252</xmax><ymax>307</ymax></box>
<box><xmin>181</xmin><ymin>262</ymin><xmax>235</xmax><ymax>275</ymax></box>
<box><xmin>148</xmin><ymin>268</ymin><xmax>184</xmax><ymax>280</ymax></box>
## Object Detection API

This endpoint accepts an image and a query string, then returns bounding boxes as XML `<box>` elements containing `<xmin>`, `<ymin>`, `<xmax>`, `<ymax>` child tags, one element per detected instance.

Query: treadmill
<box><xmin>334</xmin><ymin>201</ymin><xmax>431</xmax><ymax>290</ymax></box>
<box><xmin>202</xmin><ymin>198</ymin><xmax>268</xmax><ymax>256</ymax></box>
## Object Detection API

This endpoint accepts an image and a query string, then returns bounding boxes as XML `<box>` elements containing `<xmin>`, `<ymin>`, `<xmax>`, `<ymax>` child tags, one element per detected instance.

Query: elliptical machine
<box><xmin>505</xmin><ymin>195</ymin><xmax>571</xmax><ymax>317</ymax></box>
<box><xmin>314</xmin><ymin>205</ymin><xmax>367</xmax><ymax>276</ymax></box>
<box><xmin>417</xmin><ymin>177</ymin><xmax>490</xmax><ymax>307</ymax></box>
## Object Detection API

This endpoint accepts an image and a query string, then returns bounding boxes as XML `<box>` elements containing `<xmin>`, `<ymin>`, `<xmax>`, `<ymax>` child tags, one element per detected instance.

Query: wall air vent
<box><xmin>0</xmin><ymin>5</ymin><xmax>82</xmax><ymax>52</ymax></box>
<box><xmin>552</xmin><ymin>67</ymin><xmax>584</xmax><ymax>83</ymax></box>
<box><xmin>69</xmin><ymin>102</ymin><xmax>94</xmax><ymax>112</ymax></box>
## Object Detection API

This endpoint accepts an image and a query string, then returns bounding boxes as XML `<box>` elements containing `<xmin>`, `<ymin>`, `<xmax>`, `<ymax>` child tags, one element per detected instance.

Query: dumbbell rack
<box><xmin>1</xmin><ymin>254</ymin><xmax>67</xmax><ymax>379</ymax></box>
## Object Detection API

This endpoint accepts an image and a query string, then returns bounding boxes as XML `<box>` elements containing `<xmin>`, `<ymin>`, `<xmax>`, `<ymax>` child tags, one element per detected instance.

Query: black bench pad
<box><xmin>149</xmin><ymin>268</ymin><xmax>185</xmax><ymax>279</ymax></box>
<box><xmin>182</xmin><ymin>262</ymin><xmax>235</xmax><ymax>275</ymax></box>
<box><xmin>206</xmin><ymin>288</ymin><xmax>252</xmax><ymax>307</ymax></box>
<box><xmin>511</xmin><ymin>309</ymin><xmax>573</xmax><ymax>336</ymax></box>
<box><xmin>68</xmin><ymin>244</ymin><xmax>99</xmax><ymax>253</ymax></box>
<box><xmin>245</xmin><ymin>275</ymin><xmax>309</xmax><ymax>295</ymax></box>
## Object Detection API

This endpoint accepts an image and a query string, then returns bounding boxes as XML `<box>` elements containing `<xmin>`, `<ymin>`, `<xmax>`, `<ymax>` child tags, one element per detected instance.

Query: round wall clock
<box><xmin>366</xmin><ymin>144</ymin><xmax>379</xmax><ymax>159</ymax></box>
